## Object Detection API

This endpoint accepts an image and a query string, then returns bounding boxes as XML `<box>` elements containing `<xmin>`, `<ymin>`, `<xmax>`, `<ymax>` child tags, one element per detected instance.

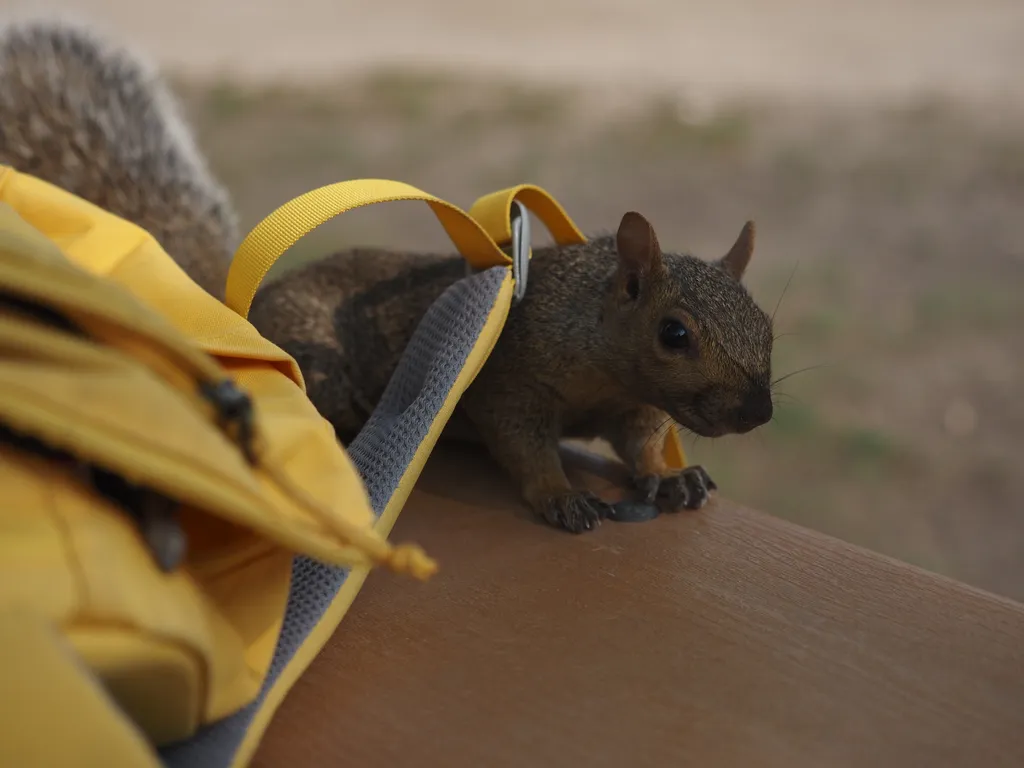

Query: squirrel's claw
<box><xmin>635</xmin><ymin>474</ymin><xmax>662</xmax><ymax>504</ymax></box>
<box><xmin>539</xmin><ymin>491</ymin><xmax>612</xmax><ymax>534</ymax></box>
<box><xmin>638</xmin><ymin>466</ymin><xmax>717</xmax><ymax>513</ymax></box>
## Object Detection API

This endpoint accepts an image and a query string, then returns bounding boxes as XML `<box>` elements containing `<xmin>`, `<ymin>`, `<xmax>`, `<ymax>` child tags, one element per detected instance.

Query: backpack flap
<box><xmin>0</xmin><ymin>199</ymin><xmax>434</xmax><ymax>748</ymax></box>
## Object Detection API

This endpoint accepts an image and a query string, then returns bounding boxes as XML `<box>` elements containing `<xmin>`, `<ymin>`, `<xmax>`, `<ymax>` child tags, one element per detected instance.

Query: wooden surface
<box><xmin>253</xmin><ymin>444</ymin><xmax>1024</xmax><ymax>767</ymax></box>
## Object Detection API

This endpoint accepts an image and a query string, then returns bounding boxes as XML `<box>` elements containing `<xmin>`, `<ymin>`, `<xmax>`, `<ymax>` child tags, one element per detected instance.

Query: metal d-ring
<box><xmin>510</xmin><ymin>200</ymin><xmax>531</xmax><ymax>303</ymax></box>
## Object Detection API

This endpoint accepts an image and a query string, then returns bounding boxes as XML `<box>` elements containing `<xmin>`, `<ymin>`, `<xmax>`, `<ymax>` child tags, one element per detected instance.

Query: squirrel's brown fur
<box><xmin>251</xmin><ymin>216</ymin><xmax>775</xmax><ymax>533</ymax></box>
<box><xmin>0</xmin><ymin>19</ymin><xmax>237</xmax><ymax>299</ymax></box>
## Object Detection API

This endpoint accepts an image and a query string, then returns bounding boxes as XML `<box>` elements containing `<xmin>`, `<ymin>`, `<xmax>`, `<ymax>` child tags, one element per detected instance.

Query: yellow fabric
<box><xmin>0</xmin><ymin>610</ymin><xmax>164</xmax><ymax>768</ymax></box>
<box><xmin>0</xmin><ymin>166</ymin><xmax>437</xmax><ymax>761</ymax></box>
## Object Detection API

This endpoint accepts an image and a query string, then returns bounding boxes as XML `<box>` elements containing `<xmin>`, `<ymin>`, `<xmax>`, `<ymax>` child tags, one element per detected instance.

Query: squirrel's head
<box><xmin>602</xmin><ymin>211</ymin><xmax>774</xmax><ymax>438</ymax></box>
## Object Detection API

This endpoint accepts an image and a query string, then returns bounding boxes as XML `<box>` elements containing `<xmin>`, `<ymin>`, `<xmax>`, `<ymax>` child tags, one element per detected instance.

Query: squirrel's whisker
<box><xmin>771</xmin><ymin>261</ymin><xmax>800</xmax><ymax>325</ymax></box>
<box><xmin>644</xmin><ymin>416</ymin><xmax>677</xmax><ymax>453</ymax></box>
<box><xmin>771</xmin><ymin>363</ymin><xmax>827</xmax><ymax>388</ymax></box>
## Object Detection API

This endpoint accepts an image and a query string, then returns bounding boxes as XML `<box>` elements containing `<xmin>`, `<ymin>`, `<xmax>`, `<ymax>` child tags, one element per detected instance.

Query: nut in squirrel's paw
<box><xmin>635</xmin><ymin>466</ymin><xmax>717</xmax><ymax>512</ymax></box>
<box><xmin>539</xmin><ymin>491</ymin><xmax>614</xmax><ymax>534</ymax></box>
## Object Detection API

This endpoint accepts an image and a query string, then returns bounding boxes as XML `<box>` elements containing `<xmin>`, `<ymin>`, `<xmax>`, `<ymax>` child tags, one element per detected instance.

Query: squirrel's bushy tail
<box><xmin>0</xmin><ymin>18</ymin><xmax>238</xmax><ymax>299</ymax></box>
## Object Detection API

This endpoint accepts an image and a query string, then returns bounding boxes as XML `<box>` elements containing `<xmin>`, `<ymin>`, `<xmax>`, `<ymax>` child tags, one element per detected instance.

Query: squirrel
<box><xmin>0</xmin><ymin>18</ymin><xmax>238</xmax><ymax>300</ymax></box>
<box><xmin>250</xmin><ymin>217</ymin><xmax>775</xmax><ymax>533</ymax></box>
<box><xmin>0</xmin><ymin>18</ymin><xmax>776</xmax><ymax>535</ymax></box>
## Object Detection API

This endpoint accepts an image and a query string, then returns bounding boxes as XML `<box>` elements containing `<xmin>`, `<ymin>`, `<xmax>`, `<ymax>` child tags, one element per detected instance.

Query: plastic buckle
<box><xmin>510</xmin><ymin>200</ymin><xmax>531</xmax><ymax>303</ymax></box>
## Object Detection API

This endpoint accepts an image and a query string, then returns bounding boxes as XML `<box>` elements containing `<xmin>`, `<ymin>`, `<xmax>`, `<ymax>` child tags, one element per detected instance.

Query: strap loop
<box><xmin>468</xmin><ymin>184</ymin><xmax>587</xmax><ymax>248</ymax></box>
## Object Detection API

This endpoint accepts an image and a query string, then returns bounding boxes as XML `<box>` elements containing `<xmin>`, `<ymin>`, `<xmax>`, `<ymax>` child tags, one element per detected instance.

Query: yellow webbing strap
<box><xmin>226</xmin><ymin>179</ymin><xmax>511</xmax><ymax>320</ymax></box>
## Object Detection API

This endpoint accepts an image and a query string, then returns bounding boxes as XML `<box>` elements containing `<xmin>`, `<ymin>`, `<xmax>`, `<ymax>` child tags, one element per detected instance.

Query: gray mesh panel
<box><xmin>159</xmin><ymin>266</ymin><xmax>506</xmax><ymax>768</ymax></box>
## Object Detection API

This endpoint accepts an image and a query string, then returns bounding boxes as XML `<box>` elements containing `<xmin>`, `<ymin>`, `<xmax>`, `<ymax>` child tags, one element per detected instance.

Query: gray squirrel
<box><xmin>0</xmin><ymin>18</ymin><xmax>775</xmax><ymax>534</ymax></box>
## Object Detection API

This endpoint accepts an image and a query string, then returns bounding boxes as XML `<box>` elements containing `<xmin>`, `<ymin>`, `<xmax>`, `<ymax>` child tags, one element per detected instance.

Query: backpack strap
<box><xmin>225</xmin><ymin>179</ymin><xmax>510</xmax><ymax>320</ymax></box>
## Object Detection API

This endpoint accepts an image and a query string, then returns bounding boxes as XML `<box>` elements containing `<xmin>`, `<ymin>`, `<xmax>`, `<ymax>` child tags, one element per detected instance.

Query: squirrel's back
<box><xmin>0</xmin><ymin>18</ymin><xmax>237</xmax><ymax>298</ymax></box>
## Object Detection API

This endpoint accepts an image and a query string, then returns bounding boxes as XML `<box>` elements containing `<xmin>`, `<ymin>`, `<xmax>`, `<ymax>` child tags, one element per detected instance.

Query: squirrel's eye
<box><xmin>658</xmin><ymin>319</ymin><xmax>691</xmax><ymax>351</ymax></box>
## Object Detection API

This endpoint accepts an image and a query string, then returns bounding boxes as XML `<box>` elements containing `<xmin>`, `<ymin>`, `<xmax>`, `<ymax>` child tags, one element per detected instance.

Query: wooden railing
<box><xmin>254</xmin><ymin>444</ymin><xmax>1024</xmax><ymax>767</ymax></box>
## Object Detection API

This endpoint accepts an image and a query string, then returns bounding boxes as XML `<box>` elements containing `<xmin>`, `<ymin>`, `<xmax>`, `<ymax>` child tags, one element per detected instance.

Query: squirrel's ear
<box><xmin>616</xmin><ymin>211</ymin><xmax>664</xmax><ymax>293</ymax></box>
<box><xmin>718</xmin><ymin>221</ymin><xmax>755</xmax><ymax>281</ymax></box>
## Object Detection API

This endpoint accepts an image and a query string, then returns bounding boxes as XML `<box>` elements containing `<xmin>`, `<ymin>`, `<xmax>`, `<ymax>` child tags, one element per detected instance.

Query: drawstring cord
<box><xmin>202</xmin><ymin>377</ymin><xmax>438</xmax><ymax>581</ymax></box>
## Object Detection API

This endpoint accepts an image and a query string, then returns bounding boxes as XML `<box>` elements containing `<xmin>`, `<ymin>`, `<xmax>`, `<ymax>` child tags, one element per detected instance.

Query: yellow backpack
<box><xmin>0</xmin><ymin>166</ymin><xmax>687</xmax><ymax>767</ymax></box>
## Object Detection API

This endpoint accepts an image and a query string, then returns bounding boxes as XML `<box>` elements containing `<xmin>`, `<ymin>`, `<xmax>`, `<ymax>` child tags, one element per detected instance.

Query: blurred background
<box><xmin>8</xmin><ymin>0</ymin><xmax>1023</xmax><ymax>599</ymax></box>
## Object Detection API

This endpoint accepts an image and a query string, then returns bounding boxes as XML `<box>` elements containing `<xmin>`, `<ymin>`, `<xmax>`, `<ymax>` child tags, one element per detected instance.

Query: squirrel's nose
<box><xmin>736</xmin><ymin>387</ymin><xmax>773</xmax><ymax>432</ymax></box>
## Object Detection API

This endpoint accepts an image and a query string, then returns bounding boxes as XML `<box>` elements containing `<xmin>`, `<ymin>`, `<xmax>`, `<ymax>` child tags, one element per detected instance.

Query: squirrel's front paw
<box><xmin>538</xmin><ymin>491</ymin><xmax>612</xmax><ymax>534</ymax></box>
<box><xmin>635</xmin><ymin>466</ymin><xmax>717</xmax><ymax>512</ymax></box>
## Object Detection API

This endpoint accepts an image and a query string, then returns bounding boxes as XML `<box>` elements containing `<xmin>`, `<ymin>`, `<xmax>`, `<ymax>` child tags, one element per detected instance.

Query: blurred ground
<box><xmin>6</xmin><ymin>1</ymin><xmax>1023</xmax><ymax>599</ymax></box>
<box><xmin>8</xmin><ymin>0</ymin><xmax>1024</xmax><ymax>104</ymax></box>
